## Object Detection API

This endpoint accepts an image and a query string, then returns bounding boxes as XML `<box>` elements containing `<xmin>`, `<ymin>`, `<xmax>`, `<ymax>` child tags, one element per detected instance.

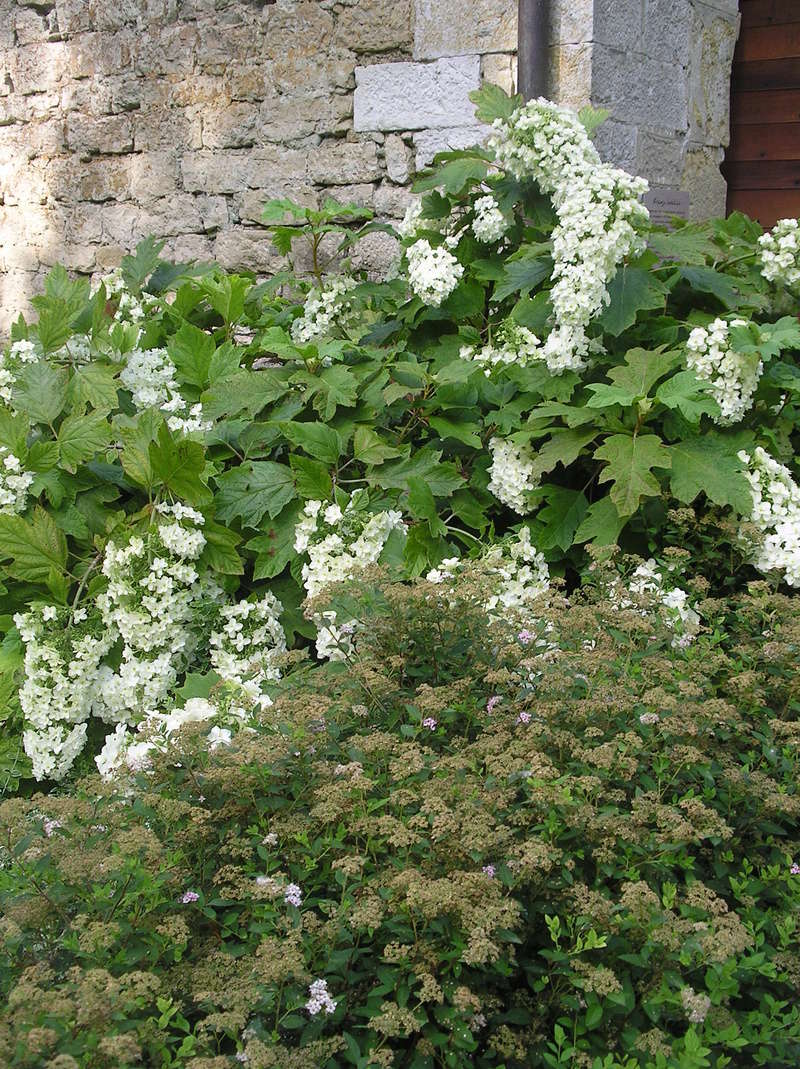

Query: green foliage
<box><xmin>2</xmin><ymin>573</ymin><xmax>800</xmax><ymax>1067</ymax></box>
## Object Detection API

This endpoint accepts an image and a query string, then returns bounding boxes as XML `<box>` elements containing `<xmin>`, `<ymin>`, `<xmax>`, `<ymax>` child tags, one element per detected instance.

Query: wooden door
<box><xmin>724</xmin><ymin>0</ymin><xmax>800</xmax><ymax>226</ymax></box>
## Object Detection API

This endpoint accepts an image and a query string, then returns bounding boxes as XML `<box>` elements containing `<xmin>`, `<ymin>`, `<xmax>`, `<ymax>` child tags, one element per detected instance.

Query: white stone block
<box><xmin>354</xmin><ymin>56</ymin><xmax>481</xmax><ymax>132</ymax></box>
<box><xmin>413</xmin><ymin>125</ymin><xmax>490</xmax><ymax>169</ymax></box>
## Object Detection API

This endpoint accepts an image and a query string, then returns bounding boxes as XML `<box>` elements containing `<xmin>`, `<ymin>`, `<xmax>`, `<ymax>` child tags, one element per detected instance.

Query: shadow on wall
<box><xmin>0</xmin><ymin>0</ymin><xmax>414</xmax><ymax>333</ymax></box>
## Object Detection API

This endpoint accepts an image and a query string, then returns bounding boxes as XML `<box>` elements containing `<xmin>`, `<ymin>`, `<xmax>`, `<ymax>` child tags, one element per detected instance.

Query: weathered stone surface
<box><xmin>349</xmin><ymin>229</ymin><xmax>400</xmax><ymax>278</ymax></box>
<box><xmin>334</xmin><ymin>0</ymin><xmax>413</xmax><ymax>54</ymax></box>
<box><xmin>309</xmin><ymin>139</ymin><xmax>381</xmax><ymax>184</ymax></box>
<box><xmin>549</xmin><ymin>43</ymin><xmax>593</xmax><ymax>108</ymax></box>
<box><xmin>549</xmin><ymin>0</ymin><xmax>594</xmax><ymax>45</ymax></box>
<box><xmin>375</xmin><ymin>181</ymin><xmax>415</xmax><ymax>218</ymax></box>
<box><xmin>237</xmin><ymin>186</ymin><xmax>317</xmax><ymax>225</ymax></box>
<box><xmin>213</xmin><ymin>226</ymin><xmax>283</xmax><ymax>273</ymax></box>
<box><xmin>592</xmin><ymin>117</ymin><xmax>639</xmax><ymax>172</ymax></box>
<box><xmin>66</xmin><ymin>114</ymin><xmax>134</xmax><ymax>156</ymax></box>
<box><xmin>591</xmin><ymin>44</ymin><xmax>689</xmax><ymax>132</ymax></box>
<box><xmin>354</xmin><ymin>56</ymin><xmax>481</xmax><ymax>132</ymax></box>
<box><xmin>413</xmin><ymin>125</ymin><xmax>490</xmax><ymax>169</ymax></box>
<box><xmin>687</xmin><ymin>5</ymin><xmax>738</xmax><ymax>146</ymax></box>
<box><xmin>637</xmin><ymin>127</ymin><xmax>684</xmax><ymax>186</ymax></box>
<box><xmin>682</xmin><ymin>143</ymin><xmax>727</xmax><ymax>220</ymax></box>
<box><xmin>481</xmin><ymin>53</ymin><xmax>517</xmax><ymax>96</ymax></box>
<box><xmin>383</xmin><ymin>133</ymin><xmax>412</xmax><ymax>184</ymax></box>
<box><xmin>413</xmin><ymin>0</ymin><xmax>516</xmax><ymax>59</ymax></box>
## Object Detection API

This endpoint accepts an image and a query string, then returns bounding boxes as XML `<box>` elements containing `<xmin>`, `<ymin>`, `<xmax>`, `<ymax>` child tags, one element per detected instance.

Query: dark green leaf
<box><xmin>12</xmin><ymin>363</ymin><xmax>69</xmax><ymax>424</ymax></box>
<box><xmin>594</xmin><ymin>433</ymin><xmax>671</xmax><ymax>516</ymax></box>
<box><xmin>215</xmin><ymin>461</ymin><xmax>296</xmax><ymax>528</ymax></box>
<box><xmin>280</xmin><ymin>421</ymin><xmax>343</xmax><ymax>464</ymax></box>
<box><xmin>149</xmin><ymin>424</ymin><xmax>212</xmax><ymax>505</ymax></box>
<box><xmin>668</xmin><ymin>433</ymin><xmax>753</xmax><ymax>515</ymax></box>
<box><xmin>598</xmin><ymin>267</ymin><xmax>666</xmax><ymax>336</ymax></box>
<box><xmin>0</xmin><ymin>507</ymin><xmax>67</xmax><ymax>584</ymax></box>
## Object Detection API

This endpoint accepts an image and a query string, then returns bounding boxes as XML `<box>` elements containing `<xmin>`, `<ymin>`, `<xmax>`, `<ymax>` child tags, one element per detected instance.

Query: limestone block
<box><xmin>227</xmin><ymin>64</ymin><xmax>274</xmax><ymax>103</ymax></box>
<box><xmin>0</xmin><ymin>270</ymin><xmax>38</xmax><ymax>333</ymax></box>
<box><xmin>641</xmin><ymin>0</ymin><xmax>690</xmax><ymax>65</ymax></box>
<box><xmin>201</xmin><ymin>104</ymin><xmax>258</xmax><ymax>149</ymax></box>
<box><xmin>354</xmin><ymin>56</ymin><xmax>481</xmax><ymax>132</ymax></box>
<box><xmin>213</xmin><ymin>226</ymin><xmax>284</xmax><ymax>273</ymax></box>
<box><xmin>349</xmin><ymin>229</ymin><xmax>400</xmax><ymax>279</ymax></box>
<box><xmin>181</xmin><ymin>152</ymin><xmax>240</xmax><ymax>195</ymax></box>
<box><xmin>66</xmin><ymin>114</ymin><xmax>134</xmax><ymax>157</ymax></box>
<box><xmin>384</xmin><ymin>133</ymin><xmax>412</xmax><ymax>184</ymax></box>
<box><xmin>64</xmin><ymin>204</ymin><xmax>105</xmax><ymax>245</ymax></box>
<box><xmin>134</xmin><ymin>108</ymin><xmax>202</xmax><ymax>152</ymax></box>
<box><xmin>237</xmin><ymin>186</ymin><xmax>318</xmax><ymax>225</ymax></box>
<box><xmin>592</xmin><ymin>118</ymin><xmax>638</xmax><ymax>173</ymax></box>
<box><xmin>14</xmin><ymin>9</ymin><xmax>48</xmax><ymax>47</ymax></box>
<box><xmin>261</xmin><ymin>2</ymin><xmax>335</xmax><ymax>60</ymax></box>
<box><xmin>54</xmin><ymin>0</ymin><xmax>94</xmax><ymax>35</ymax></box>
<box><xmin>375</xmin><ymin>181</ymin><xmax>415</xmax><ymax>218</ymax></box>
<box><xmin>591</xmin><ymin>44</ymin><xmax>688</xmax><ymax>133</ymax></box>
<box><xmin>549</xmin><ymin>0</ymin><xmax>594</xmax><ymax>45</ymax></box>
<box><xmin>591</xmin><ymin>0</ymin><xmax>643</xmax><ymax>51</ymax></box>
<box><xmin>548</xmin><ymin>43</ymin><xmax>593</xmax><ymax>108</ymax></box>
<box><xmin>310</xmin><ymin>139</ymin><xmax>381</xmax><ymax>185</ymax></box>
<box><xmin>637</xmin><ymin>127</ymin><xmax>684</xmax><ymax>186</ymax></box>
<box><xmin>195</xmin><ymin>194</ymin><xmax>229</xmax><ymax>232</ymax></box>
<box><xmin>95</xmin><ymin>245</ymin><xmax>125</xmax><ymax>270</ymax></box>
<box><xmin>100</xmin><ymin>203</ymin><xmax>143</xmax><ymax>246</ymax></box>
<box><xmin>45</xmin><ymin>243</ymin><xmax>97</xmax><ymax>272</ymax></box>
<box><xmin>413</xmin><ymin>0</ymin><xmax>516</xmax><ymax>59</ymax></box>
<box><xmin>69</xmin><ymin>157</ymin><xmax>131</xmax><ymax>203</ymax></box>
<box><xmin>132</xmin><ymin>23</ymin><xmax>197</xmax><ymax>77</ymax></box>
<box><xmin>481</xmin><ymin>53</ymin><xmax>517</xmax><ymax>96</ymax></box>
<box><xmin>333</xmin><ymin>0</ymin><xmax>412</xmax><ymax>53</ymax></box>
<box><xmin>164</xmin><ymin>232</ymin><xmax>214</xmax><ymax>264</ymax></box>
<box><xmin>413</xmin><ymin>125</ymin><xmax>489</xmax><ymax>169</ymax></box>
<box><xmin>129</xmin><ymin>152</ymin><xmax>179</xmax><ymax>201</ymax></box>
<box><xmin>687</xmin><ymin>6</ymin><xmax>738</xmax><ymax>147</ymax></box>
<box><xmin>12</xmin><ymin>42</ymin><xmax>68</xmax><ymax>95</ymax></box>
<box><xmin>331</xmin><ymin>182</ymin><xmax>375</xmax><ymax>208</ymax></box>
<box><xmin>260</xmin><ymin>92</ymin><xmax>352</xmax><ymax>141</ymax></box>
<box><xmin>681</xmin><ymin>144</ymin><xmax>726</xmax><ymax>220</ymax></box>
<box><xmin>25</xmin><ymin>92</ymin><xmax>62</xmax><ymax>123</ymax></box>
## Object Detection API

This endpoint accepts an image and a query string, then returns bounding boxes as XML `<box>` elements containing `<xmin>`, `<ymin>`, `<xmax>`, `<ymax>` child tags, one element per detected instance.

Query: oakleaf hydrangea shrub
<box><xmin>2</xmin><ymin>570</ymin><xmax>800</xmax><ymax>1068</ymax></box>
<box><xmin>1</xmin><ymin>84</ymin><xmax>800</xmax><ymax>789</ymax></box>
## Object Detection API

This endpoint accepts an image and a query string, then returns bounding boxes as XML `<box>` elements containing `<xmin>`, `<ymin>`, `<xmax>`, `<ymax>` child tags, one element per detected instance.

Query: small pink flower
<box><xmin>421</xmin><ymin>717</ymin><xmax>437</xmax><ymax>730</ymax></box>
<box><xmin>516</xmin><ymin>711</ymin><xmax>531</xmax><ymax>725</ymax></box>
<box><xmin>518</xmin><ymin>629</ymin><xmax>534</xmax><ymax>645</ymax></box>
<box><xmin>42</xmin><ymin>818</ymin><xmax>62</xmax><ymax>838</ymax></box>
<box><xmin>791</xmin><ymin>863</ymin><xmax>800</xmax><ymax>875</ymax></box>
<box><xmin>482</xmin><ymin>864</ymin><xmax>496</xmax><ymax>877</ymax></box>
<box><xmin>181</xmin><ymin>890</ymin><xmax>200</xmax><ymax>903</ymax></box>
<box><xmin>486</xmin><ymin>695</ymin><xmax>502</xmax><ymax>714</ymax></box>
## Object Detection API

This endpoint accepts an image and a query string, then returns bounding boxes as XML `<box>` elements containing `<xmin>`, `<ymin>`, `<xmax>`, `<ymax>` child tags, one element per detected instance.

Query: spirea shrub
<box><xmin>0</xmin><ymin>83</ymin><xmax>799</xmax><ymax>788</ymax></box>
<box><xmin>2</xmin><ymin>569</ymin><xmax>800</xmax><ymax>1068</ymax></box>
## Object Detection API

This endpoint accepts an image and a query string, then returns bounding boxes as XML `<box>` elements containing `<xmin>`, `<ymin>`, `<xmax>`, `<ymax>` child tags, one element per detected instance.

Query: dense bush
<box><xmin>0</xmin><ymin>88</ymin><xmax>799</xmax><ymax>790</ymax></box>
<box><xmin>2</xmin><ymin>566</ymin><xmax>800</xmax><ymax>1068</ymax></box>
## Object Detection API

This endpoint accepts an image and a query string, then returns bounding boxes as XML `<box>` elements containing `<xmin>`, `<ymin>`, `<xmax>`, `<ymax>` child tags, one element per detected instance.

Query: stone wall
<box><xmin>0</xmin><ymin>0</ymin><xmax>739</xmax><ymax>331</ymax></box>
<box><xmin>588</xmin><ymin>0</ymin><xmax>740</xmax><ymax>221</ymax></box>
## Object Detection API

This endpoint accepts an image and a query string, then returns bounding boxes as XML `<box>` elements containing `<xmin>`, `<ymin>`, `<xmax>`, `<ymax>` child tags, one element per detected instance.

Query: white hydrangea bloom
<box><xmin>627</xmin><ymin>559</ymin><xmax>701</xmax><ymax>648</ymax></box>
<box><xmin>459</xmin><ymin>322</ymin><xmax>541</xmax><ymax>375</ymax></box>
<box><xmin>406</xmin><ymin>239</ymin><xmax>464</xmax><ymax>307</ymax></box>
<box><xmin>294</xmin><ymin>494</ymin><xmax>405</xmax><ymax>659</ymax></box>
<box><xmin>0</xmin><ymin>338</ymin><xmax>40</xmax><ymax>408</ymax></box>
<box><xmin>209</xmin><ymin>593</ymin><xmax>286</xmax><ymax>694</ymax></box>
<box><xmin>0</xmin><ymin>448</ymin><xmax>33</xmax><ymax>514</ymax></box>
<box><xmin>397</xmin><ymin>200</ymin><xmax>425</xmax><ymax>240</ymax></box>
<box><xmin>14</xmin><ymin>603</ymin><xmax>118</xmax><ymax>780</ymax></box>
<box><xmin>472</xmin><ymin>194</ymin><xmax>508</xmax><ymax>243</ymax></box>
<box><xmin>490</xmin><ymin>98</ymin><xmax>649</xmax><ymax>373</ymax></box>
<box><xmin>738</xmin><ymin>446</ymin><xmax>800</xmax><ymax>587</ymax></box>
<box><xmin>487</xmin><ymin>437</ymin><xmax>540</xmax><ymax>515</ymax></box>
<box><xmin>685</xmin><ymin>317</ymin><xmax>762</xmax><ymax>426</ymax></box>
<box><xmin>120</xmin><ymin>347</ymin><xmax>211</xmax><ymax>435</ymax></box>
<box><xmin>97</xmin><ymin>269</ymin><xmax>148</xmax><ymax>325</ymax></box>
<box><xmin>759</xmin><ymin>217</ymin><xmax>800</xmax><ymax>291</ymax></box>
<box><xmin>290</xmin><ymin>277</ymin><xmax>358</xmax><ymax>344</ymax></box>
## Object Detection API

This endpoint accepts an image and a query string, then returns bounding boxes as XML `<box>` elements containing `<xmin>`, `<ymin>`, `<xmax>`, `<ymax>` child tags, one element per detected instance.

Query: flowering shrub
<box><xmin>2</xmin><ymin>571</ymin><xmax>800</xmax><ymax>1067</ymax></box>
<box><xmin>0</xmin><ymin>84</ymin><xmax>799</xmax><ymax>788</ymax></box>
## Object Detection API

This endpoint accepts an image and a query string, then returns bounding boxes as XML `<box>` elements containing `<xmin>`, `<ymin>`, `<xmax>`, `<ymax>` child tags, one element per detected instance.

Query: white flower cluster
<box><xmin>459</xmin><ymin>322</ymin><xmax>541</xmax><ymax>375</ymax></box>
<box><xmin>15</xmin><ymin>604</ymin><xmax>117</xmax><ymax>781</ymax></box>
<box><xmin>685</xmin><ymin>318</ymin><xmax>762</xmax><ymax>425</ymax></box>
<box><xmin>120</xmin><ymin>347</ymin><xmax>211</xmax><ymax>435</ymax></box>
<box><xmin>98</xmin><ymin>269</ymin><xmax>148</xmax><ymax>325</ymax></box>
<box><xmin>472</xmin><ymin>194</ymin><xmax>508</xmax><ymax>243</ymax></box>
<box><xmin>426</xmin><ymin>527</ymin><xmax>549</xmax><ymax>618</ymax></box>
<box><xmin>491</xmin><ymin>99</ymin><xmax>649</xmax><ymax>373</ymax></box>
<box><xmin>738</xmin><ymin>446</ymin><xmax>800</xmax><ymax>587</ymax></box>
<box><xmin>209</xmin><ymin>592</ymin><xmax>286</xmax><ymax>706</ymax></box>
<box><xmin>627</xmin><ymin>559</ymin><xmax>701</xmax><ymax>649</ymax></box>
<box><xmin>93</xmin><ymin>504</ymin><xmax>217</xmax><ymax>725</ymax></box>
<box><xmin>0</xmin><ymin>448</ymin><xmax>34</xmax><ymax>515</ymax></box>
<box><xmin>95</xmin><ymin>696</ymin><xmax>227</xmax><ymax>779</ymax></box>
<box><xmin>0</xmin><ymin>338</ymin><xmax>39</xmax><ymax>407</ymax></box>
<box><xmin>487</xmin><ymin>437</ymin><xmax>540</xmax><ymax>515</ymax></box>
<box><xmin>406</xmin><ymin>238</ymin><xmax>464</xmax><ymax>307</ymax></box>
<box><xmin>294</xmin><ymin>495</ymin><xmax>405</xmax><ymax>659</ymax></box>
<box><xmin>759</xmin><ymin>217</ymin><xmax>800</xmax><ymax>291</ymax></box>
<box><xmin>397</xmin><ymin>200</ymin><xmax>425</xmax><ymax>240</ymax></box>
<box><xmin>290</xmin><ymin>277</ymin><xmax>358</xmax><ymax>344</ymax></box>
